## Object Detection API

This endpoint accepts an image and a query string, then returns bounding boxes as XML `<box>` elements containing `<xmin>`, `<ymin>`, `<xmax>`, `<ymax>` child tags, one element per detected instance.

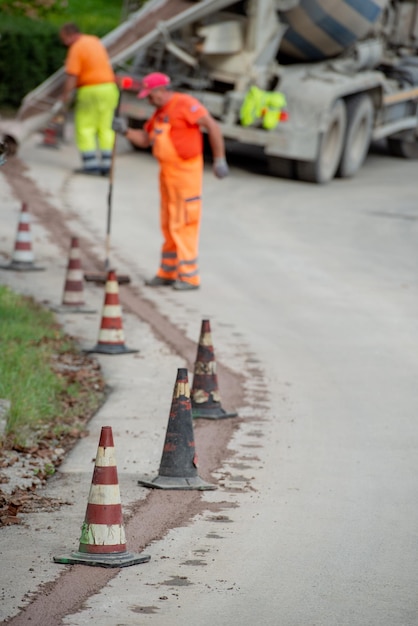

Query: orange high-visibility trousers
<box><xmin>151</xmin><ymin>120</ymin><xmax>203</xmax><ymax>287</ymax></box>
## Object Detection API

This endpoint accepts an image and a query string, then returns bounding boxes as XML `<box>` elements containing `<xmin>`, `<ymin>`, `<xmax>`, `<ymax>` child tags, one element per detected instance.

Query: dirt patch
<box><xmin>0</xmin><ymin>348</ymin><xmax>106</xmax><ymax>526</ymax></box>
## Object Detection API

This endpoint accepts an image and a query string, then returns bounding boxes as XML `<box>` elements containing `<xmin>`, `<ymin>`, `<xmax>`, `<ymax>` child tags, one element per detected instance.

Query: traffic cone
<box><xmin>40</xmin><ymin>113</ymin><xmax>65</xmax><ymax>148</ymax></box>
<box><xmin>86</xmin><ymin>269</ymin><xmax>138</xmax><ymax>354</ymax></box>
<box><xmin>42</xmin><ymin>125</ymin><xmax>59</xmax><ymax>148</ymax></box>
<box><xmin>191</xmin><ymin>319</ymin><xmax>237</xmax><ymax>419</ymax></box>
<box><xmin>0</xmin><ymin>202</ymin><xmax>45</xmax><ymax>271</ymax></box>
<box><xmin>138</xmin><ymin>368</ymin><xmax>217</xmax><ymax>490</ymax></box>
<box><xmin>54</xmin><ymin>426</ymin><xmax>150</xmax><ymax>568</ymax></box>
<box><xmin>53</xmin><ymin>237</ymin><xmax>96</xmax><ymax>313</ymax></box>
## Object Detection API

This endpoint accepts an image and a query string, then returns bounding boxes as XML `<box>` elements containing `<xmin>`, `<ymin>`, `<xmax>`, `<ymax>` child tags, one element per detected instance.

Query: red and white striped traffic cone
<box><xmin>0</xmin><ymin>202</ymin><xmax>45</xmax><ymax>271</ymax></box>
<box><xmin>53</xmin><ymin>237</ymin><xmax>96</xmax><ymax>313</ymax></box>
<box><xmin>40</xmin><ymin>111</ymin><xmax>65</xmax><ymax>148</ymax></box>
<box><xmin>42</xmin><ymin>125</ymin><xmax>60</xmax><ymax>148</ymax></box>
<box><xmin>54</xmin><ymin>426</ymin><xmax>150</xmax><ymax>568</ymax></box>
<box><xmin>191</xmin><ymin>319</ymin><xmax>237</xmax><ymax>419</ymax></box>
<box><xmin>86</xmin><ymin>269</ymin><xmax>138</xmax><ymax>354</ymax></box>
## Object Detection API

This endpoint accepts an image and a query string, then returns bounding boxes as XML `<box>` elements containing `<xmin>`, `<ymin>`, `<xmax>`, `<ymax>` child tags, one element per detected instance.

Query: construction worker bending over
<box><xmin>112</xmin><ymin>72</ymin><xmax>229</xmax><ymax>291</ymax></box>
<box><xmin>59</xmin><ymin>22</ymin><xmax>119</xmax><ymax>176</ymax></box>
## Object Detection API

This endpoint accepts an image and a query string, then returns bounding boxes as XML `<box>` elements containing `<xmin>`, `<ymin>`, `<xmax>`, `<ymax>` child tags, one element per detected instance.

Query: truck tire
<box><xmin>387</xmin><ymin>138</ymin><xmax>418</xmax><ymax>159</ymax></box>
<box><xmin>296</xmin><ymin>99</ymin><xmax>347</xmax><ymax>184</ymax></box>
<box><xmin>337</xmin><ymin>94</ymin><xmax>373</xmax><ymax>178</ymax></box>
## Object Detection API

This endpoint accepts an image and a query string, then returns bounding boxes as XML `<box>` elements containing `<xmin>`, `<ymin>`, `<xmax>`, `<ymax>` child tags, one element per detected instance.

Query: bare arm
<box><xmin>198</xmin><ymin>113</ymin><xmax>225</xmax><ymax>159</ymax></box>
<box><xmin>198</xmin><ymin>113</ymin><xmax>229</xmax><ymax>178</ymax></box>
<box><xmin>60</xmin><ymin>73</ymin><xmax>77</xmax><ymax>104</ymax></box>
<box><xmin>125</xmin><ymin>128</ymin><xmax>151</xmax><ymax>149</ymax></box>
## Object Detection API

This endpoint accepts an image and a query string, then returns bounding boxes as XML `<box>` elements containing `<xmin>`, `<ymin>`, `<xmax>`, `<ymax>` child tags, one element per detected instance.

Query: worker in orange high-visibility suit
<box><xmin>112</xmin><ymin>72</ymin><xmax>229</xmax><ymax>291</ymax></box>
<box><xmin>59</xmin><ymin>22</ymin><xmax>119</xmax><ymax>176</ymax></box>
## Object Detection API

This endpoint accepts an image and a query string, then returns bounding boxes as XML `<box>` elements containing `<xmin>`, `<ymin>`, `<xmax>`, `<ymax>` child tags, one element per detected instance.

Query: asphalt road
<box><xmin>1</xmin><ymin>131</ymin><xmax>417</xmax><ymax>625</ymax></box>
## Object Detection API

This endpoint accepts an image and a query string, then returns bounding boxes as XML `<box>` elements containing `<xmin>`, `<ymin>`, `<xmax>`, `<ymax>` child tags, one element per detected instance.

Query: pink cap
<box><xmin>138</xmin><ymin>72</ymin><xmax>171</xmax><ymax>98</ymax></box>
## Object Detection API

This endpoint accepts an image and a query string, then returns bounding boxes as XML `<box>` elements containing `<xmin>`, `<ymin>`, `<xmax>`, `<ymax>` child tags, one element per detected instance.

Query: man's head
<box><xmin>59</xmin><ymin>23</ymin><xmax>80</xmax><ymax>47</ymax></box>
<box><xmin>137</xmin><ymin>73</ymin><xmax>171</xmax><ymax>107</ymax></box>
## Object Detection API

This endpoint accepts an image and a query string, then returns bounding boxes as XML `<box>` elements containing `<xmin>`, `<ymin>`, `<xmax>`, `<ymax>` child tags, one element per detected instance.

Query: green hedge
<box><xmin>0</xmin><ymin>16</ymin><xmax>66</xmax><ymax>108</ymax></box>
<box><xmin>0</xmin><ymin>3</ymin><xmax>124</xmax><ymax>110</ymax></box>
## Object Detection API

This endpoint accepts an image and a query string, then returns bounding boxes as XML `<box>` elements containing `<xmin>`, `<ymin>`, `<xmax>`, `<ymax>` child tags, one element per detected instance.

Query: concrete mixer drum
<box><xmin>278</xmin><ymin>0</ymin><xmax>389</xmax><ymax>61</ymax></box>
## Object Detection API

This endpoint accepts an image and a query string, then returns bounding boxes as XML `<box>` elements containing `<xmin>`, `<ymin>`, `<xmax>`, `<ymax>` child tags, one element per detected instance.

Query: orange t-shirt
<box><xmin>144</xmin><ymin>93</ymin><xmax>208</xmax><ymax>160</ymax></box>
<box><xmin>65</xmin><ymin>35</ymin><xmax>115</xmax><ymax>87</ymax></box>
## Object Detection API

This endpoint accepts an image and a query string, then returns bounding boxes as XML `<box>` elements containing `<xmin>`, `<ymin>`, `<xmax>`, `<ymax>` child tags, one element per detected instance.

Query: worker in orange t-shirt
<box><xmin>112</xmin><ymin>72</ymin><xmax>228</xmax><ymax>291</ymax></box>
<box><xmin>59</xmin><ymin>22</ymin><xmax>119</xmax><ymax>176</ymax></box>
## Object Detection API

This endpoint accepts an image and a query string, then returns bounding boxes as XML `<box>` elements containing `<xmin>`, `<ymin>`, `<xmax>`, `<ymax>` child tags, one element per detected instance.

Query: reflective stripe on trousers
<box><xmin>80</xmin><ymin>150</ymin><xmax>100</xmax><ymax>171</ymax></box>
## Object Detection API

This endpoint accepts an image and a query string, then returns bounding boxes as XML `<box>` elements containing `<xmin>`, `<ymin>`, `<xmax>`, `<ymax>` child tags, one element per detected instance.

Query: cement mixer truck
<box><xmin>2</xmin><ymin>0</ymin><xmax>418</xmax><ymax>183</ymax></box>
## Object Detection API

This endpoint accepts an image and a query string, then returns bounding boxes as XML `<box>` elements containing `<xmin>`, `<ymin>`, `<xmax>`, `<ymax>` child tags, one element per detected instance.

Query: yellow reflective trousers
<box><xmin>75</xmin><ymin>83</ymin><xmax>119</xmax><ymax>153</ymax></box>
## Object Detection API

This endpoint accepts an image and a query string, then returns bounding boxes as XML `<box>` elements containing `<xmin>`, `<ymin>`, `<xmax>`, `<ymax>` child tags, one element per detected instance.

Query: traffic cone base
<box><xmin>53</xmin><ymin>304</ymin><xmax>97</xmax><ymax>314</ymax></box>
<box><xmin>192</xmin><ymin>406</ymin><xmax>238</xmax><ymax>420</ymax></box>
<box><xmin>54</xmin><ymin>426</ymin><xmax>150</xmax><ymax>569</ymax></box>
<box><xmin>0</xmin><ymin>261</ymin><xmax>45</xmax><ymax>271</ymax></box>
<box><xmin>84</xmin><ymin>271</ymin><xmax>131</xmax><ymax>285</ymax></box>
<box><xmin>53</xmin><ymin>550</ymin><xmax>150</xmax><ymax>568</ymax></box>
<box><xmin>138</xmin><ymin>475</ymin><xmax>216</xmax><ymax>491</ymax></box>
<box><xmin>139</xmin><ymin>368</ymin><xmax>217</xmax><ymax>491</ymax></box>
<box><xmin>86</xmin><ymin>343</ymin><xmax>138</xmax><ymax>355</ymax></box>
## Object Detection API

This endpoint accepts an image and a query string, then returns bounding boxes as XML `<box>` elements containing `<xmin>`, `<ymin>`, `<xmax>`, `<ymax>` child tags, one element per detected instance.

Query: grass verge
<box><xmin>0</xmin><ymin>0</ymin><xmax>125</xmax><ymax>33</ymax></box>
<box><xmin>0</xmin><ymin>285</ymin><xmax>106</xmax><ymax>450</ymax></box>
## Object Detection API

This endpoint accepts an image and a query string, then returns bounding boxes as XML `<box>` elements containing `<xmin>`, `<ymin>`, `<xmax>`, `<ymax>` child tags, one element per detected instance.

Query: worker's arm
<box><xmin>60</xmin><ymin>73</ymin><xmax>77</xmax><ymax>104</ymax></box>
<box><xmin>125</xmin><ymin>127</ymin><xmax>151</xmax><ymax>149</ymax></box>
<box><xmin>112</xmin><ymin>116</ymin><xmax>151</xmax><ymax>148</ymax></box>
<box><xmin>198</xmin><ymin>114</ymin><xmax>225</xmax><ymax>158</ymax></box>
<box><xmin>198</xmin><ymin>114</ymin><xmax>229</xmax><ymax>178</ymax></box>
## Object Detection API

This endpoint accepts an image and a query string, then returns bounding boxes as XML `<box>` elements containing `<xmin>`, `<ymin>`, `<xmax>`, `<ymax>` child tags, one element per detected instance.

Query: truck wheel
<box><xmin>296</xmin><ymin>99</ymin><xmax>347</xmax><ymax>184</ymax></box>
<box><xmin>387</xmin><ymin>138</ymin><xmax>418</xmax><ymax>159</ymax></box>
<box><xmin>337</xmin><ymin>94</ymin><xmax>373</xmax><ymax>178</ymax></box>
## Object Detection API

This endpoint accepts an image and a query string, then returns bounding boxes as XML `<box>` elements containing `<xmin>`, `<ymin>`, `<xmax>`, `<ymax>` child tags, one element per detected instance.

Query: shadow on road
<box><xmin>204</xmin><ymin>137</ymin><xmax>407</xmax><ymax>181</ymax></box>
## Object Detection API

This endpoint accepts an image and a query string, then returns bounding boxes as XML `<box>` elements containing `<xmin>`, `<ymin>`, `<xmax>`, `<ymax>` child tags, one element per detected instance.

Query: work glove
<box><xmin>112</xmin><ymin>116</ymin><xmax>128</xmax><ymax>135</ymax></box>
<box><xmin>213</xmin><ymin>157</ymin><xmax>229</xmax><ymax>179</ymax></box>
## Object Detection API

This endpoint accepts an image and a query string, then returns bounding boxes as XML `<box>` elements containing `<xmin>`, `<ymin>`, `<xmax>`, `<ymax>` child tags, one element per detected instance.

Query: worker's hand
<box><xmin>112</xmin><ymin>116</ymin><xmax>128</xmax><ymax>136</ymax></box>
<box><xmin>213</xmin><ymin>157</ymin><xmax>229</xmax><ymax>179</ymax></box>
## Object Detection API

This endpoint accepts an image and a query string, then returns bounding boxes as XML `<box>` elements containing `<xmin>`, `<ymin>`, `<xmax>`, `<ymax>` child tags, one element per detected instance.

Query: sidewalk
<box><xmin>0</xmin><ymin>139</ymin><xmax>187</xmax><ymax>621</ymax></box>
<box><xmin>0</xmin><ymin>129</ymin><xmax>259</xmax><ymax>625</ymax></box>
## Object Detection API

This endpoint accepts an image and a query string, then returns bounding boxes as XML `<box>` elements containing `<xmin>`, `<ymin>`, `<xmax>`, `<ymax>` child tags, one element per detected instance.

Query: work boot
<box><xmin>145</xmin><ymin>276</ymin><xmax>175</xmax><ymax>287</ymax></box>
<box><xmin>73</xmin><ymin>167</ymin><xmax>102</xmax><ymax>176</ymax></box>
<box><xmin>172</xmin><ymin>280</ymin><xmax>199</xmax><ymax>291</ymax></box>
